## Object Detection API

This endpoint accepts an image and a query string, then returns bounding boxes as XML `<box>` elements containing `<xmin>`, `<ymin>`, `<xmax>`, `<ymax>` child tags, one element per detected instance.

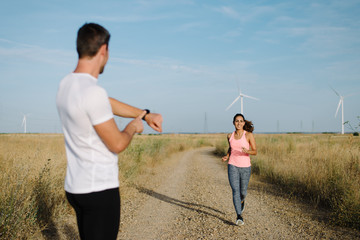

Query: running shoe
<box><xmin>236</xmin><ymin>215</ymin><xmax>244</xmax><ymax>226</ymax></box>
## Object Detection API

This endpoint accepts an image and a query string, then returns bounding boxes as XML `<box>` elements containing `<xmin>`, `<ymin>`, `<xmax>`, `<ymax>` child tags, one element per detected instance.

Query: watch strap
<box><xmin>142</xmin><ymin>109</ymin><xmax>150</xmax><ymax>120</ymax></box>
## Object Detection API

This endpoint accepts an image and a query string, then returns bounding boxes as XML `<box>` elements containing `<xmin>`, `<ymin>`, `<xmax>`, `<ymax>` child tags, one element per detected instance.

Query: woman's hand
<box><xmin>242</xmin><ymin>147</ymin><xmax>257</xmax><ymax>155</ymax></box>
<box><xmin>242</xmin><ymin>147</ymin><xmax>248</xmax><ymax>154</ymax></box>
<box><xmin>222</xmin><ymin>155</ymin><xmax>229</xmax><ymax>162</ymax></box>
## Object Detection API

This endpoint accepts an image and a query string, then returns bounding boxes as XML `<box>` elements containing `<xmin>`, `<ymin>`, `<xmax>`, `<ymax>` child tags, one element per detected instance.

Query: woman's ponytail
<box><xmin>244</xmin><ymin>120</ymin><xmax>254</xmax><ymax>133</ymax></box>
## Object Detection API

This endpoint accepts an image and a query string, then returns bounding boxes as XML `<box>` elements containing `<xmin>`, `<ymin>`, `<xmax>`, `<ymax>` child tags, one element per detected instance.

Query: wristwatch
<box><xmin>142</xmin><ymin>109</ymin><xmax>150</xmax><ymax>120</ymax></box>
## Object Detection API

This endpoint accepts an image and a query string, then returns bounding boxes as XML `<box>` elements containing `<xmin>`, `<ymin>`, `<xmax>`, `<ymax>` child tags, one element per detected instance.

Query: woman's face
<box><xmin>233</xmin><ymin>116</ymin><xmax>245</xmax><ymax>130</ymax></box>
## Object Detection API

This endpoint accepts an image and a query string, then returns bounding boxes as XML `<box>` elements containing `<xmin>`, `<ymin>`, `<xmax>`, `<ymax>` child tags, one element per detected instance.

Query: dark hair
<box><xmin>76</xmin><ymin>23</ymin><xmax>110</xmax><ymax>58</ymax></box>
<box><xmin>233</xmin><ymin>113</ymin><xmax>254</xmax><ymax>133</ymax></box>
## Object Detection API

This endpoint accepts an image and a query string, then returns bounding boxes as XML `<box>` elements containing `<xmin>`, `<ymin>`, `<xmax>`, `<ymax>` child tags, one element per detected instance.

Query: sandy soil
<box><xmin>118</xmin><ymin>147</ymin><xmax>359</xmax><ymax>240</ymax></box>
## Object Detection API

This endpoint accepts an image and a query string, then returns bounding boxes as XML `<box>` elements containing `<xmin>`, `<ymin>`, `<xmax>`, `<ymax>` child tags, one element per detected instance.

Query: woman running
<box><xmin>222</xmin><ymin>113</ymin><xmax>257</xmax><ymax>225</ymax></box>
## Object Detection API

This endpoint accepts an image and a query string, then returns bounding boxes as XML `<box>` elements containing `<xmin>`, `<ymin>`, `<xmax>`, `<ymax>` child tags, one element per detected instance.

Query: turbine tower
<box><xmin>225</xmin><ymin>82</ymin><xmax>259</xmax><ymax>114</ymax></box>
<box><xmin>22</xmin><ymin>114</ymin><xmax>28</xmax><ymax>133</ymax></box>
<box><xmin>330</xmin><ymin>86</ymin><xmax>358</xmax><ymax>134</ymax></box>
<box><xmin>204</xmin><ymin>112</ymin><xmax>208</xmax><ymax>134</ymax></box>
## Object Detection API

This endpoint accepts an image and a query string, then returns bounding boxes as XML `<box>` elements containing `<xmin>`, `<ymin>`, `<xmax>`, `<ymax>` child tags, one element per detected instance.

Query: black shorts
<box><xmin>66</xmin><ymin>188</ymin><xmax>120</xmax><ymax>240</ymax></box>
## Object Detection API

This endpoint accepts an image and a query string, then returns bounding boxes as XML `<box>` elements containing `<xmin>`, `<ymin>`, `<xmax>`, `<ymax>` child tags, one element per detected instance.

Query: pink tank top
<box><xmin>228</xmin><ymin>131</ymin><xmax>251</xmax><ymax>168</ymax></box>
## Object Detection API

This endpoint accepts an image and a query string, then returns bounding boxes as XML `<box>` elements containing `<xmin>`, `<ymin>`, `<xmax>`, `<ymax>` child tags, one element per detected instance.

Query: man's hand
<box><xmin>128</xmin><ymin>110</ymin><xmax>147</xmax><ymax>134</ymax></box>
<box><xmin>94</xmin><ymin>111</ymin><xmax>147</xmax><ymax>154</ymax></box>
<box><xmin>144</xmin><ymin>113</ymin><xmax>163</xmax><ymax>132</ymax></box>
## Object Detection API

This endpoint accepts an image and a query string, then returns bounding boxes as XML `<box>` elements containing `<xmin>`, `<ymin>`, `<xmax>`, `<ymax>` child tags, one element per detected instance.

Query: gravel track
<box><xmin>118</xmin><ymin>147</ymin><xmax>359</xmax><ymax>240</ymax></box>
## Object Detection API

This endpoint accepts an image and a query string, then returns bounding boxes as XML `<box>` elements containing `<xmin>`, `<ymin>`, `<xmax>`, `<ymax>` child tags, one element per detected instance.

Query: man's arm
<box><xmin>94</xmin><ymin>111</ymin><xmax>146</xmax><ymax>154</ymax></box>
<box><xmin>109</xmin><ymin>97</ymin><xmax>163</xmax><ymax>132</ymax></box>
<box><xmin>109</xmin><ymin>97</ymin><xmax>143</xmax><ymax>118</ymax></box>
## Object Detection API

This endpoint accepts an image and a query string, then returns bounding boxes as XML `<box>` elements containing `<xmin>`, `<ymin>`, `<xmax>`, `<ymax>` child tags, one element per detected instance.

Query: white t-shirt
<box><xmin>56</xmin><ymin>73</ymin><xmax>118</xmax><ymax>194</ymax></box>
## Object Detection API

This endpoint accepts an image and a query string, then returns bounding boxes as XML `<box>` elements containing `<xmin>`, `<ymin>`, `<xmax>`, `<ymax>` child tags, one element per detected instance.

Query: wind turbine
<box><xmin>21</xmin><ymin>113</ymin><xmax>30</xmax><ymax>133</ymax></box>
<box><xmin>204</xmin><ymin>112</ymin><xmax>208</xmax><ymax>134</ymax></box>
<box><xmin>225</xmin><ymin>82</ymin><xmax>259</xmax><ymax>114</ymax></box>
<box><xmin>330</xmin><ymin>86</ymin><xmax>358</xmax><ymax>134</ymax></box>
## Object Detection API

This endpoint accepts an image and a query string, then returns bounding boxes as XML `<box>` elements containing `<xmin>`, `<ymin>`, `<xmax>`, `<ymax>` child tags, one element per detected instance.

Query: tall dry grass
<box><xmin>4</xmin><ymin>133</ymin><xmax>357</xmax><ymax>237</ymax></box>
<box><xmin>118</xmin><ymin>134</ymin><xmax>217</xmax><ymax>181</ymax></box>
<box><xmin>215</xmin><ymin>133</ymin><xmax>360</xmax><ymax>229</ymax></box>
<box><xmin>0</xmin><ymin>133</ymin><xmax>216</xmax><ymax>239</ymax></box>
<box><xmin>0</xmin><ymin>134</ymin><xmax>71</xmax><ymax>240</ymax></box>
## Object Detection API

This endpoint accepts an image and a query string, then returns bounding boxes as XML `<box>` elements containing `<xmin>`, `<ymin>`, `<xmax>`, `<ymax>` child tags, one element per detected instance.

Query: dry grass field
<box><xmin>0</xmin><ymin>134</ymin><xmax>69</xmax><ymax>239</ymax></box>
<box><xmin>0</xmin><ymin>133</ymin><xmax>219</xmax><ymax>239</ymax></box>
<box><xmin>0</xmin><ymin>133</ymin><xmax>359</xmax><ymax>239</ymax></box>
<box><xmin>215</xmin><ymin>133</ymin><xmax>360</xmax><ymax>229</ymax></box>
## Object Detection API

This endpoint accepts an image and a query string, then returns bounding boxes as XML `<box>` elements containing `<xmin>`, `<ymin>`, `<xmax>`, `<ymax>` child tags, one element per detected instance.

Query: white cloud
<box><xmin>215</xmin><ymin>4</ymin><xmax>276</xmax><ymax>22</ymax></box>
<box><xmin>286</xmin><ymin>26</ymin><xmax>347</xmax><ymax>37</ymax></box>
<box><xmin>110</xmin><ymin>56</ymin><xmax>211</xmax><ymax>75</ymax></box>
<box><xmin>175</xmin><ymin>21</ymin><xmax>206</xmax><ymax>32</ymax></box>
<box><xmin>285</xmin><ymin>25</ymin><xmax>360</xmax><ymax>57</ymax></box>
<box><xmin>216</xmin><ymin>6</ymin><xmax>239</xmax><ymax>19</ymax></box>
<box><xmin>0</xmin><ymin>38</ymin><xmax>74</xmax><ymax>66</ymax></box>
<box><xmin>92</xmin><ymin>14</ymin><xmax>169</xmax><ymax>23</ymax></box>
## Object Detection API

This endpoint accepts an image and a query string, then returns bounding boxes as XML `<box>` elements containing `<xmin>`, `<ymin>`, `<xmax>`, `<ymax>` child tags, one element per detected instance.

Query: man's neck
<box><xmin>74</xmin><ymin>58</ymin><xmax>101</xmax><ymax>79</ymax></box>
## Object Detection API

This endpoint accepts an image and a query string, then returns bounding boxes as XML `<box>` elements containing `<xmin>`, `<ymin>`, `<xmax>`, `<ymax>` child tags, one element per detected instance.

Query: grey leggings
<box><xmin>228</xmin><ymin>164</ymin><xmax>251</xmax><ymax>215</ymax></box>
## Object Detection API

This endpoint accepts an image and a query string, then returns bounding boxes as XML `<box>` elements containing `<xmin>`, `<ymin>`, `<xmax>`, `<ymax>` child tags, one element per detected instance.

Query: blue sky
<box><xmin>1</xmin><ymin>0</ymin><xmax>360</xmax><ymax>134</ymax></box>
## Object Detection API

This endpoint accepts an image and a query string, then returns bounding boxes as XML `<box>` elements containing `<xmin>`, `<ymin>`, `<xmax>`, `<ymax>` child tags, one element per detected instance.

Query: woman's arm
<box><xmin>222</xmin><ymin>133</ymin><xmax>232</xmax><ymax>161</ymax></box>
<box><xmin>243</xmin><ymin>132</ymin><xmax>257</xmax><ymax>155</ymax></box>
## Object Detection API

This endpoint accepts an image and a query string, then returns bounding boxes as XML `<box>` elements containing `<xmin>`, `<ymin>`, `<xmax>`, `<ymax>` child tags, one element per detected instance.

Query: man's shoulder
<box><xmin>64</xmin><ymin>73</ymin><xmax>103</xmax><ymax>91</ymax></box>
<box><xmin>58</xmin><ymin>73</ymin><xmax>107</xmax><ymax>101</ymax></box>
<box><xmin>82</xmin><ymin>84</ymin><xmax>108</xmax><ymax>101</ymax></box>
<box><xmin>61</xmin><ymin>72</ymin><xmax>97</xmax><ymax>83</ymax></box>
<box><xmin>83</xmin><ymin>82</ymin><xmax>106</xmax><ymax>93</ymax></box>
<box><xmin>59</xmin><ymin>73</ymin><xmax>73</xmax><ymax>85</ymax></box>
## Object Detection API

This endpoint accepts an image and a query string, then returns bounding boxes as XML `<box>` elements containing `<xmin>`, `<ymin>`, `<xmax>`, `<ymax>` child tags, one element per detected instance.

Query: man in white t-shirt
<box><xmin>56</xmin><ymin>23</ymin><xmax>163</xmax><ymax>240</ymax></box>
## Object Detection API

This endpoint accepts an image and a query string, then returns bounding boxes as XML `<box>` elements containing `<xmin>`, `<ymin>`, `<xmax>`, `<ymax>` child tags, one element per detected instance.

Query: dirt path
<box><xmin>118</xmin><ymin>147</ymin><xmax>359</xmax><ymax>240</ymax></box>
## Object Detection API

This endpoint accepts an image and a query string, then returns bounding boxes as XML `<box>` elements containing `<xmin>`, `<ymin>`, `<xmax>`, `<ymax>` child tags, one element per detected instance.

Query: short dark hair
<box><xmin>76</xmin><ymin>23</ymin><xmax>110</xmax><ymax>58</ymax></box>
<box><xmin>233</xmin><ymin>113</ymin><xmax>254</xmax><ymax>133</ymax></box>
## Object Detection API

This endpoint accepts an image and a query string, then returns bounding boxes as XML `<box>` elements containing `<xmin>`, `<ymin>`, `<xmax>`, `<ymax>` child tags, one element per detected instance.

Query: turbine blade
<box><xmin>241</xmin><ymin>94</ymin><xmax>259</xmax><ymax>101</ymax></box>
<box><xmin>335</xmin><ymin>99</ymin><xmax>342</xmax><ymax>117</ymax></box>
<box><xmin>225</xmin><ymin>95</ymin><xmax>241</xmax><ymax>111</ymax></box>
<box><xmin>344</xmin><ymin>91</ymin><xmax>360</xmax><ymax>98</ymax></box>
<box><xmin>329</xmin><ymin>85</ymin><xmax>340</xmax><ymax>97</ymax></box>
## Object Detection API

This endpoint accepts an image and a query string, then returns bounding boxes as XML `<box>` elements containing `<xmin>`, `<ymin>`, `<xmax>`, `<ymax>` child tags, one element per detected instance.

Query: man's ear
<box><xmin>99</xmin><ymin>44</ymin><xmax>107</xmax><ymax>56</ymax></box>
